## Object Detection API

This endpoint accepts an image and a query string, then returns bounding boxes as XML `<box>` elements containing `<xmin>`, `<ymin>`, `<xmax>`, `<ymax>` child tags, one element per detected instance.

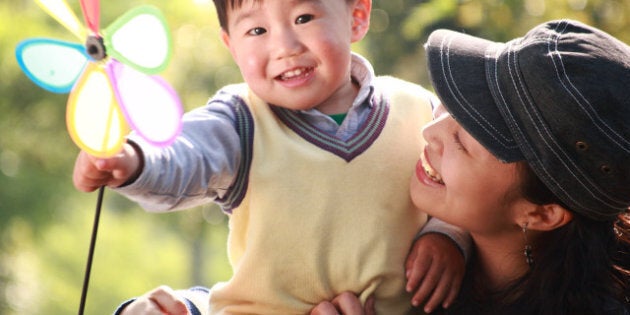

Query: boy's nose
<box><xmin>271</xmin><ymin>29</ymin><xmax>304</xmax><ymax>59</ymax></box>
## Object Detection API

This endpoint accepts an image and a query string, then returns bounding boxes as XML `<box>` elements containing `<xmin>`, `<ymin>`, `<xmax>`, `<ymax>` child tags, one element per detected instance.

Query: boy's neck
<box><xmin>315</xmin><ymin>77</ymin><xmax>360</xmax><ymax>115</ymax></box>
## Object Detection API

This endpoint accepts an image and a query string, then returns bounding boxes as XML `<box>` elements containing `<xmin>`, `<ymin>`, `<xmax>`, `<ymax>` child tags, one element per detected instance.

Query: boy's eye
<box><xmin>247</xmin><ymin>27</ymin><xmax>267</xmax><ymax>36</ymax></box>
<box><xmin>295</xmin><ymin>14</ymin><xmax>314</xmax><ymax>24</ymax></box>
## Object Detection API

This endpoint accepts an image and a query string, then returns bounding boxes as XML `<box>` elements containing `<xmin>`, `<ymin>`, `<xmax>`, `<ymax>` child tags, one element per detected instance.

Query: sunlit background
<box><xmin>1</xmin><ymin>0</ymin><xmax>629</xmax><ymax>313</ymax></box>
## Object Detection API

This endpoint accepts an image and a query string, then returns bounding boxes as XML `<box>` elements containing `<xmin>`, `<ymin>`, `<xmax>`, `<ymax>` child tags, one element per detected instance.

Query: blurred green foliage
<box><xmin>1</xmin><ymin>0</ymin><xmax>629</xmax><ymax>314</ymax></box>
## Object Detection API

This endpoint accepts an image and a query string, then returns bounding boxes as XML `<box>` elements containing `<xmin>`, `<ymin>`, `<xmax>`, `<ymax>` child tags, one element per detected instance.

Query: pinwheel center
<box><xmin>85</xmin><ymin>36</ymin><xmax>106</xmax><ymax>61</ymax></box>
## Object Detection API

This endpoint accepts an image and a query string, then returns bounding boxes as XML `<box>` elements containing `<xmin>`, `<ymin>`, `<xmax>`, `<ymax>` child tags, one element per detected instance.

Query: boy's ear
<box><xmin>220</xmin><ymin>29</ymin><xmax>231</xmax><ymax>49</ymax></box>
<box><xmin>351</xmin><ymin>0</ymin><xmax>371</xmax><ymax>42</ymax></box>
<box><xmin>220</xmin><ymin>29</ymin><xmax>238</xmax><ymax>60</ymax></box>
<box><xmin>525</xmin><ymin>203</ymin><xmax>574</xmax><ymax>231</ymax></box>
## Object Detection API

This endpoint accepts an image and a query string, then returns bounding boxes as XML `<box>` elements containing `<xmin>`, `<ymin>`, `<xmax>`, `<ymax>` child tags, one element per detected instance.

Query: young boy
<box><xmin>74</xmin><ymin>0</ymin><xmax>469</xmax><ymax>313</ymax></box>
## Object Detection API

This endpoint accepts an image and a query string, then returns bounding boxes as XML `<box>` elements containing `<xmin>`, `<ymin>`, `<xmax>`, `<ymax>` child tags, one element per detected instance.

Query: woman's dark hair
<box><xmin>436</xmin><ymin>162</ymin><xmax>630</xmax><ymax>315</ymax></box>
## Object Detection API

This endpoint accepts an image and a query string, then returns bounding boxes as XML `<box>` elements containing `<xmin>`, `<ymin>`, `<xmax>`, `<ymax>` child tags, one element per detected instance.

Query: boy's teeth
<box><xmin>280</xmin><ymin>68</ymin><xmax>305</xmax><ymax>80</ymax></box>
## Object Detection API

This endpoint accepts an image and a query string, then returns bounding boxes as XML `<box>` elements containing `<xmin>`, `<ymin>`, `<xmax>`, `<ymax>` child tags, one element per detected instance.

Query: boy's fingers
<box><xmin>421</xmin><ymin>276</ymin><xmax>452</xmax><ymax>313</ymax></box>
<box><xmin>73</xmin><ymin>153</ymin><xmax>104</xmax><ymax>192</ymax></box>
<box><xmin>410</xmin><ymin>262</ymin><xmax>443</xmax><ymax>309</ymax></box>
<box><xmin>109</xmin><ymin>143</ymin><xmax>141</xmax><ymax>186</ymax></box>
<box><xmin>406</xmin><ymin>254</ymin><xmax>431</xmax><ymax>292</ymax></box>
<box><xmin>405</xmin><ymin>242</ymin><xmax>418</xmax><ymax>273</ymax></box>
<box><xmin>73</xmin><ymin>144</ymin><xmax>140</xmax><ymax>190</ymax></box>
<box><xmin>443</xmin><ymin>276</ymin><xmax>461</xmax><ymax>309</ymax></box>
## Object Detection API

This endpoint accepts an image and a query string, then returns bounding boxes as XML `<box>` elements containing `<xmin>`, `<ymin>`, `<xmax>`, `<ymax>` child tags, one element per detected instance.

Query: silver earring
<box><xmin>522</xmin><ymin>223</ymin><xmax>534</xmax><ymax>268</ymax></box>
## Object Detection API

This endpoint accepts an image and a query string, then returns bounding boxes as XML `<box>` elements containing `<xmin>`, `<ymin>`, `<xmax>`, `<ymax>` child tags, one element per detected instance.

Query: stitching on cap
<box><xmin>440</xmin><ymin>34</ymin><xmax>517</xmax><ymax>149</ymax></box>
<box><xmin>514</xmin><ymin>20</ymin><xmax>626</xmax><ymax>212</ymax></box>
<box><xmin>498</xmin><ymin>39</ymin><xmax>589</xmax><ymax>210</ymax></box>
<box><xmin>547</xmin><ymin>21</ymin><xmax>627</xmax><ymax>206</ymax></box>
<box><xmin>506</xmin><ymin>24</ymin><xmax>588</xmax><ymax>210</ymax></box>
<box><xmin>551</xmin><ymin>25</ymin><xmax>630</xmax><ymax>153</ymax></box>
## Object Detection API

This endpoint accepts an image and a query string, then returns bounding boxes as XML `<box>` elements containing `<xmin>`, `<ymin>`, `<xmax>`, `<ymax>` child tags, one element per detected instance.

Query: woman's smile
<box><xmin>415</xmin><ymin>150</ymin><xmax>444</xmax><ymax>187</ymax></box>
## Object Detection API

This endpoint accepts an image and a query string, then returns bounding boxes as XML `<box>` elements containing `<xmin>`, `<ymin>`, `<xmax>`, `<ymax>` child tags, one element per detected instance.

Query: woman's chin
<box><xmin>410</xmin><ymin>176</ymin><xmax>434</xmax><ymax>210</ymax></box>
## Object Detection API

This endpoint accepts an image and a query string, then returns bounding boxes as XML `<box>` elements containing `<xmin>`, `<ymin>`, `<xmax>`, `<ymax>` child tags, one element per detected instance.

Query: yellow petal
<box><xmin>67</xmin><ymin>63</ymin><xmax>128</xmax><ymax>157</ymax></box>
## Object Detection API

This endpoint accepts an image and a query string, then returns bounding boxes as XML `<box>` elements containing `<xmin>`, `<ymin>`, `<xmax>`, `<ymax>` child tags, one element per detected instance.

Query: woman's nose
<box><xmin>422</xmin><ymin>118</ymin><xmax>445</xmax><ymax>151</ymax></box>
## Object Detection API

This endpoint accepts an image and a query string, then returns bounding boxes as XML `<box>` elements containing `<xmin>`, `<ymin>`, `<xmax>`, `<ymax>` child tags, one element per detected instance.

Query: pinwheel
<box><xmin>15</xmin><ymin>1</ymin><xmax>183</xmax><ymax>313</ymax></box>
<box><xmin>15</xmin><ymin>0</ymin><xmax>183</xmax><ymax>158</ymax></box>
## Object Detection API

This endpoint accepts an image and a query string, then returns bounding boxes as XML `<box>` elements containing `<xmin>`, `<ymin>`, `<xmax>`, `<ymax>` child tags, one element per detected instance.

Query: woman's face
<box><xmin>409</xmin><ymin>103</ymin><xmax>527</xmax><ymax>235</ymax></box>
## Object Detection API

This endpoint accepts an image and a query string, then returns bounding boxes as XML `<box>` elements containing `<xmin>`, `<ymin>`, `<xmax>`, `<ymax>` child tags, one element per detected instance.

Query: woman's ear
<box><xmin>350</xmin><ymin>0</ymin><xmax>371</xmax><ymax>42</ymax></box>
<box><xmin>526</xmin><ymin>204</ymin><xmax>574</xmax><ymax>231</ymax></box>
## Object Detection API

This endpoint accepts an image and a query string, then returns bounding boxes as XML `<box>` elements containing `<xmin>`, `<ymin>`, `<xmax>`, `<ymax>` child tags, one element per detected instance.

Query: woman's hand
<box><xmin>120</xmin><ymin>285</ymin><xmax>189</xmax><ymax>315</ymax></box>
<box><xmin>310</xmin><ymin>292</ymin><xmax>375</xmax><ymax>315</ymax></box>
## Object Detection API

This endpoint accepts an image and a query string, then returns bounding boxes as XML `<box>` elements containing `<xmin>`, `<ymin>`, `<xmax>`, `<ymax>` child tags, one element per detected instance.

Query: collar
<box><xmin>298</xmin><ymin>52</ymin><xmax>375</xmax><ymax>116</ymax></box>
<box><xmin>350</xmin><ymin>52</ymin><xmax>375</xmax><ymax>108</ymax></box>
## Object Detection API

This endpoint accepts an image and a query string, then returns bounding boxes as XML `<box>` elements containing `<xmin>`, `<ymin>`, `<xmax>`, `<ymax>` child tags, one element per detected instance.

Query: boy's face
<box><xmin>221</xmin><ymin>0</ymin><xmax>371</xmax><ymax>113</ymax></box>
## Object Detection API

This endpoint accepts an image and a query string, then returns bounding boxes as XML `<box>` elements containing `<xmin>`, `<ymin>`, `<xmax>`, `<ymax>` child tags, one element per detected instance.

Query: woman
<box><xmin>314</xmin><ymin>19</ymin><xmax>630</xmax><ymax>315</ymax></box>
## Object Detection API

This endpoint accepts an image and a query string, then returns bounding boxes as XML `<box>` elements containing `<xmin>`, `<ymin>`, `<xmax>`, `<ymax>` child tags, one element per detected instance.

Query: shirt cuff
<box><xmin>416</xmin><ymin>217</ymin><xmax>472</xmax><ymax>262</ymax></box>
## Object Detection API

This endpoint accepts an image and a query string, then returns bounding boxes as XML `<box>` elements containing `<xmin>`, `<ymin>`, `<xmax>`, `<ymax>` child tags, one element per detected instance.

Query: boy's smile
<box><xmin>276</xmin><ymin>66</ymin><xmax>314</xmax><ymax>86</ymax></box>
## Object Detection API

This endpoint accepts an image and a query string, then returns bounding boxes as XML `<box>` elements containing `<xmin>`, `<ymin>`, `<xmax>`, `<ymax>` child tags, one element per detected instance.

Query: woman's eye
<box><xmin>296</xmin><ymin>14</ymin><xmax>314</xmax><ymax>24</ymax></box>
<box><xmin>453</xmin><ymin>132</ymin><xmax>466</xmax><ymax>151</ymax></box>
<box><xmin>247</xmin><ymin>27</ymin><xmax>267</xmax><ymax>36</ymax></box>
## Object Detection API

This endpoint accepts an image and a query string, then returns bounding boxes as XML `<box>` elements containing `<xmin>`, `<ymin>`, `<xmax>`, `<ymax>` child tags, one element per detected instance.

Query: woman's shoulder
<box><xmin>601</xmin><ymin>296</ymin><xmax>630</xmax><ymax>315</ymax></box>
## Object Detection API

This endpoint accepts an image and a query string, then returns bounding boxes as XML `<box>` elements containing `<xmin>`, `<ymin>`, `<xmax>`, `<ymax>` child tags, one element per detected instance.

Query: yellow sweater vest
<box><xmin>209</xmin><ymin>77</ymin><xmax>433</xmax><ymax>314</ymax></box>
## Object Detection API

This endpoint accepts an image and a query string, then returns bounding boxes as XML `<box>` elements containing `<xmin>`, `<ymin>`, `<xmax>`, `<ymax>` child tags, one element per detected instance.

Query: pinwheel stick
<box><xmin>78</xmin><ymin>186</ymin><xmax>105</xmax><ymax>315</ymax></box>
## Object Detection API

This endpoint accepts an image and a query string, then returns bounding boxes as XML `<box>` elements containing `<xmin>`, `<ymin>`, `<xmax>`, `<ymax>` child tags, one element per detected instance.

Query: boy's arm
<box><xmin>416</xmin><ymin>217</ymin><xmax>472</xmax><ymax>261</ymax></box>
<box><xmin>113</xmin><ymin>96</ymin><xmax>248</xmax><ymax>212</ymax></box>
<box><xmin>405</xmin><ymin>217</ymin><xmax>471</xmax><ymax>313</ymax></box>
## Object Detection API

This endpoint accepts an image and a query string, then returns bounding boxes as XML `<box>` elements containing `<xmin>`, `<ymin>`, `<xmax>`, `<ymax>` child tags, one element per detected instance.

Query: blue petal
<box><xmin>15</xmin><ymin>38</ymin><xmax>89</xmax><ymax>93</ymax></box>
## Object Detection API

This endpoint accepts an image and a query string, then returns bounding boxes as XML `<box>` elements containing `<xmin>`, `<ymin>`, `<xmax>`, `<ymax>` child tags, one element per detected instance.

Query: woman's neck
<box><xmin>471</xmin><ymin>233</ymin><xmax>531</xmax><ymax>291</ymax></box>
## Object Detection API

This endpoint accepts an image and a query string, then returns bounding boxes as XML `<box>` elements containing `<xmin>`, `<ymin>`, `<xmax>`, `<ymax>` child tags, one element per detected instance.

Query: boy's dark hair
<box><xmin>213</xmin><ymin>0</ymin><xmax>355</xmax><ymax>32</ymax></box>
<box><xmin>212</xmin><ymin>0</ymin><xmax>254</xmax><ymax>31</ymax></box>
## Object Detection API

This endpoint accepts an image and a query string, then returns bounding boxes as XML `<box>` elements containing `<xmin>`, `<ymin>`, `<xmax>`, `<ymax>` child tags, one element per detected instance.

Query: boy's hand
<box><xmin>120</xmin><ymin>285</ymin><xmax>189</xmax><ymax>315</ymax></box>
<box><xmin>405</xmin><ymin>233</ymin><xmax>465</xmax><ymax>313</ymax></box>
<box><xmin>73</xmin><ymin>142</ymin><xmax>141</xmax><ymax>192</ymax></box>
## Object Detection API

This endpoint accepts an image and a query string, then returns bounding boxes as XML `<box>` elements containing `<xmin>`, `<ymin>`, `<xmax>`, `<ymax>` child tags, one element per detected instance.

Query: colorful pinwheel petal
<box><xmin>16</xmin><ymin>0</ymin><xmax>182</xmax><ymax>158</ymax></box>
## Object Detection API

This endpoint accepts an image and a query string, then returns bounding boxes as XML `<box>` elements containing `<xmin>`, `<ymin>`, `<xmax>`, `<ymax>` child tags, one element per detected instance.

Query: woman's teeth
<box><xmin>425</xmin><ymin>166</ymin><xmax>444</xmax><ymax>184</ymax></box>
<box><xmin>420</xmin><ymin>155</ymin><xmax>444</xmax><ymax>184</ymax></box>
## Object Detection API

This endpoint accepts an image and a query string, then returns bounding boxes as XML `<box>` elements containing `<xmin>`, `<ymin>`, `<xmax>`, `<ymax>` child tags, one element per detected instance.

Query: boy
<box><xmin>75</xmin><ymin>0</ymin><xmax>469</xmax><ymax>313</ymax></box>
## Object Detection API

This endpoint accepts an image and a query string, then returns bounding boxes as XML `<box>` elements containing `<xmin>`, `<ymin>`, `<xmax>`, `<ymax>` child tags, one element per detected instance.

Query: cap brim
<box><xmin>426</xmin><ymin>29</ymin><xmax>523</xmax><ymax>162</ymax></box>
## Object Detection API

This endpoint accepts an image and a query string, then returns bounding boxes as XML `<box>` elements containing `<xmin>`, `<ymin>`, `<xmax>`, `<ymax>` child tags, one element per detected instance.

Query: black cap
<box><xmin>426</xmin><ymin>20</ymin><xmax>630</xmax><ymax>220</ymax></box>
